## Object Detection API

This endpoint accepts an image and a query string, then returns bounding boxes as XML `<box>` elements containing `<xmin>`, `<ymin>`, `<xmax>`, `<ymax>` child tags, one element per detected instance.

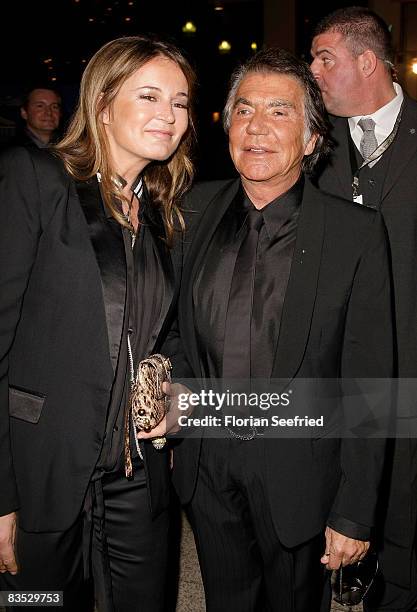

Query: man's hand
<box><xmin>136</xmin><ymin>382</ymin><xmax>192</xmax><ymax>440</ymax></box>
<box><xmin>321</xmin><ymin>526</ymin><xmax>370</xmax><ymax>570</ymax></box>
<box><xmin>0</xmin><ymin>512</ymin><xmax>18</xmax><ymax>574</ymax></box>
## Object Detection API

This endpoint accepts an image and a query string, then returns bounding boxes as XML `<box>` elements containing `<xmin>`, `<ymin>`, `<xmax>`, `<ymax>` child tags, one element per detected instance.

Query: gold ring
<box><xmin>152</xmin><ymin>436</ymin><xmax>167</xmax><ymax>450</ymax></box>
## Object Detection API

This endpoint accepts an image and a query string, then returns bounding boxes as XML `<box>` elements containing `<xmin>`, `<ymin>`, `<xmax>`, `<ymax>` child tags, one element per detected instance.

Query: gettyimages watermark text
<box><xmin>164</xmin><ymin>377</ymin><xmax>417</xmax><ymax>439</ymax></box>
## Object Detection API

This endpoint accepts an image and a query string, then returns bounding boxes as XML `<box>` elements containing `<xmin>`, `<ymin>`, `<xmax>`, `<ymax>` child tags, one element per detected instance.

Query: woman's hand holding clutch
<box><xmin>136</xmin><ymin>381</ymin><xmax>193</xmax><ymax>440</ymax></box>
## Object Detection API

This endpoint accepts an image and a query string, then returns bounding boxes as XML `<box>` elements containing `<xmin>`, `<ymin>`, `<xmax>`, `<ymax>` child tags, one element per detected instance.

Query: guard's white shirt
<box><xmin>348</xmin><ymin>82</ymin><xmax>403</xmax><ymax>167</ymax></box>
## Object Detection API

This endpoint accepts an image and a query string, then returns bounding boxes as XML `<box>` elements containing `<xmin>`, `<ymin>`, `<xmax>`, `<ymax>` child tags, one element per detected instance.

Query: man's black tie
<box><xmin>222</xmin><ymin>207</ymin><xmax>264</xmax><ymax>380</ymax></box>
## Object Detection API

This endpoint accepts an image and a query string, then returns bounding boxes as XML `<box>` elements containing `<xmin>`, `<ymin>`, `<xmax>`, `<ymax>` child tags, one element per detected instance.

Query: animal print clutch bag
<box><xmin>130</xmin><ymin>354</ymin><xmax>172</xmax><ymax>450</ymax></box>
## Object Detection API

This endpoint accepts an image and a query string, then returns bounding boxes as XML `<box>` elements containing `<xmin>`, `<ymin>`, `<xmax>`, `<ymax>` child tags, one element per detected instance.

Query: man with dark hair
<box><xmin>173</xmin><ymin>47</ymin><xmax>393</xmax><ymax>611</ymax></box>
<box><xmin>311</xmin><ymin>6</ymin><xmax>417</xmax><ymax>611</ymax></box>
<box><xmin>17</xmin><ymin>86</ymin><xmax>62</xmax><ymax>148</ymax></box>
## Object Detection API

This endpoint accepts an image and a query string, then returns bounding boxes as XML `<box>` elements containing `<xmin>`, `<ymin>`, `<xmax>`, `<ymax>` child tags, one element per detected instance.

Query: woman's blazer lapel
<box><xmin>75</xmin><ymin>178</ymin><xmax>126</xmax><ymax>373</ymax></box>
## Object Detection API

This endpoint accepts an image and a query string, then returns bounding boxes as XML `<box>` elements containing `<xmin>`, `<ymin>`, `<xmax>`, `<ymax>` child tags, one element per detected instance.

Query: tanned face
<box><xmin>228</xmin><ymin>71</ymin><xmax>316</xmax><ymax>199</ymax></box>
<box><xmin>102</xmin><ymin>56</ymin><xmax>189</xmax><ymax>175</ymax></box>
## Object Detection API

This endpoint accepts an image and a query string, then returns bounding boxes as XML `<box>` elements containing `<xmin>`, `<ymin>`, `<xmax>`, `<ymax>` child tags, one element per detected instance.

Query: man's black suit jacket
<box><xmin>314</xmin><ymin>94</ymin><xmax>417</xmax><ymax>587</ymax></box>
<box><xmin>173</xmin><ymin>177</ymin><xmax>393</xmax><ymax>549</ymax></box>
<box><xmin>0</xmin><ymin>147</ymin><xmax>179</xmax><ymax>532</ymax></box>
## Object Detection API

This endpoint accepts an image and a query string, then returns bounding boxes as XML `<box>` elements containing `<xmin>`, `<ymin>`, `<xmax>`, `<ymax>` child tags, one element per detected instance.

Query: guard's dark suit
<box><xmin>315</xmin><ymin>94</ymin><xmax>417</xmax><ymax>604</ymax></box>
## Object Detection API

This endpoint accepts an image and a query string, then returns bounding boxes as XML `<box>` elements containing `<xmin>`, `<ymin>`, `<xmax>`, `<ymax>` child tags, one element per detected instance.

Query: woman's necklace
<box><xmin>124</xmin><ymin>191</ymin><xmax>137</xmax><ymax>247</ymax></box>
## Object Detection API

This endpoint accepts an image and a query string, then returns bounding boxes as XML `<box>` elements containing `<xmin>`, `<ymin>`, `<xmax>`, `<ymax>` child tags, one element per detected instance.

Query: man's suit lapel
<box><xmin>180</xmin><ymin>179</ymin><xmax>240</xmax><ymax>376</ymax></box>
<box><xmin>272</xmin><ymin>180</ymin><xmax>325</xmax><ymax>379</ymax></box>
<box><xmin>382</xmin><ymin>95</ymin><xmax>417</xmax><ymax>200</ymax></box>
<box><xmin>75</xmin><ymin>179</ymin><xmax>126</xmax><ymax>373</ymax></box>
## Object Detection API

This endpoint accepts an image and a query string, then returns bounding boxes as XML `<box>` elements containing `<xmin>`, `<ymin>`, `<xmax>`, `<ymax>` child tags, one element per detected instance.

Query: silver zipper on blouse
<box><xmin>128</xmin><ymin>330</ymin><xmax>143</xmax><ymax>460</ymax></box>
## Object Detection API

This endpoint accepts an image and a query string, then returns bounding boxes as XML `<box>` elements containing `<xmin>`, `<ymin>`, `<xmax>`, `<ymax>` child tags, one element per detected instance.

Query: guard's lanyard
<box><xmin>352</xmin><ymin>100</ymin><xmax>404</xmax><ymax>199</ymax></box>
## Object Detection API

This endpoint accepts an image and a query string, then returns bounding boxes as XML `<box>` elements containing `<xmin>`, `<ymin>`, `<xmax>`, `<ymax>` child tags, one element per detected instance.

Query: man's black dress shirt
<box><xmin>193</xmin><ymin>176</ymin><xmax>304</xmax><ymax>380</ymax></box>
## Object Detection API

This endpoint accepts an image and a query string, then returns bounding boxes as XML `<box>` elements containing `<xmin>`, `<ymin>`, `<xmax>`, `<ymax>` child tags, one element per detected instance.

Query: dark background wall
<box><xmin>1</xmin><ymin>0</ymin><xmax>263</xmax><ymax>178</ymax></box>
<box><xmin>3</xmin><ymin>0</ymin><xmax>410</xmax><ymax>180</ymax></box>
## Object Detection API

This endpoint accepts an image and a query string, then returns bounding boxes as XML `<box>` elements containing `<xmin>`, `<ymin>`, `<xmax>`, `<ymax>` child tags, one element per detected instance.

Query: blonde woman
<box><xmin>0</xmin><ymin>35</ymin><xmax>195</xmax><ymax>611</ymax></box>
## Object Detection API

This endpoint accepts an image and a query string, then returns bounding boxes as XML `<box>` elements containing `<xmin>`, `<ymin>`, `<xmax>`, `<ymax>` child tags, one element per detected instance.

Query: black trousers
<box><xmin>0</xmin><ymin>460</ymin><xmax>169</xmax><ymax>612</ymax></box>
<box><xmin>365</xmin><ymin>440</ymin><xmax>417</xmax><ymax>612</ymax></box>
<box><xmin>187</xmin><ymin>438</ymin><xmax>329</xmax><ymax>612</ymax></box>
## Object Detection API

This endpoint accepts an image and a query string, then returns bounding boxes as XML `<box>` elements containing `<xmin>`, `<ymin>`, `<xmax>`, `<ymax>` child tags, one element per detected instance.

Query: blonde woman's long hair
<box><xmin>54</xmin><ymin>35</ymin><xmax>196</xmax><ymax>244</ymax></box>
